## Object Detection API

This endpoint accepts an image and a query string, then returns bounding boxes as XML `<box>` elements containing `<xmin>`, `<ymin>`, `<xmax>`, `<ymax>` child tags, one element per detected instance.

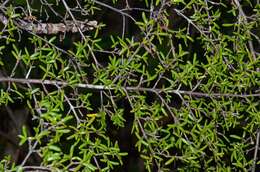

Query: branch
<box><xmin>0</xmin><ymin>12</ymin><xmax>98</xmax><ymax>34</ymax></box>
<box><xmin>232</xmin><ymin>0</ymin><xmax>256</xmax><ymax>61</ymax></box>
<box><xmin>252</xmin><ymin>129</ymin><xmax>260</xmax><ymax>172</ymax></box>
<box><xmin>22</xmin><ymin>166</ymin><xmax>51</xmax><ymax>172</ymax></box>
<box><xmin>92</xmin><ymin>0</ymin><xmax>136</xmax><ymax>22</ymax></box>
<box><xmin>0</xmin><ymin>77</ymin><xmax>259</xmax><ymax>98</ymax></box>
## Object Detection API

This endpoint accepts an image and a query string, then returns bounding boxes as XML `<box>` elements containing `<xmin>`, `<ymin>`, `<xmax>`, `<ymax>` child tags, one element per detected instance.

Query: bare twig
<box><xmin>20</xmin><ymin>140</ymin><xmax>38</xmax><ymax>167</ymax></box>
<box><xmin>92</xmin><ymin>0</ymin><xmax>136</xmax><ymax>22</ymax></box>
<box><xmin>22</xmin><ymin>166</ymin><xmax>51</xmax><ymax>172</ymax></box>
<box><xmin>64</xmin><ymin>93</ymin><xmax>81</xmax><ymax>125</ymax></box>
<box><xmin>0</xmin><ymin>0</ymin><xmax>10</xmax><ymax>8</ymax></box>
<box><xmin>252</xmin><ymin>129</ymin><xmax>260</xmax><ymax>172</ymax></box>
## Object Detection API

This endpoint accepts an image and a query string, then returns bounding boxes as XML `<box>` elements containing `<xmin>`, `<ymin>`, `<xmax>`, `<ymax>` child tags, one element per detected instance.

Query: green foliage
<box><xmin>0</xmin><ymin>0</ymin><xmax>259</xmax><ymax>171</ymax></box>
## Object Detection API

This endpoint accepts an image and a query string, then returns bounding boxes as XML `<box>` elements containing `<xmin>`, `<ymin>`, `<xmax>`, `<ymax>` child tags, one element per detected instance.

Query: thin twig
<box><xmin>252</xmin><ymin>129</ymin><xmax>260</xmax><ymax>172</ymax></box>
<box><xmin>20</xmin><ymin>140</ymin><xmax>38</xmax><ymax>167</ymax></box>
<box><xmin>61</xmin><ymin>0</ymin><xmax>100</xmax><ymax>68</ymax></box>
<box><xmin>22</xmin><ymin>166</ymin><xmax>51</xmax><ymax>172</ymax></box>
<box><xmin>92</xmin><ymin>0</ymin><xmax>136</xmax><ymax>22</ymax></box>
<box><xmin>0</xmin><ymin>0</ymin><xmax>10</xmax><ymax>8</ymax></box>
<box><xmin>174</xmin><ymin>8</ymin><xmax>216</xmax><ymax>49</ymax></box>
<box><xmin>64</xmin><ymin>93</ymin><xmax>81</xmax><ymax>125</ymax></box>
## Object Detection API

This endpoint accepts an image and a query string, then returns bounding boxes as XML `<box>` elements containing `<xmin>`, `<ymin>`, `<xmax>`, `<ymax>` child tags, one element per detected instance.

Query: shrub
<box><xmin>0</xmin><ymin>0</ymin><xmax>259</xmax><ymax>171</ymax></box>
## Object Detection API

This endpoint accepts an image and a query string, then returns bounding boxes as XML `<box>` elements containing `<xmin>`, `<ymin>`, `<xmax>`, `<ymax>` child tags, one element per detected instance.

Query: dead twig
<box><xmin>0</xmin><ymin>11</ymin><xmax>97</xmax><ymax>34</ymax></box>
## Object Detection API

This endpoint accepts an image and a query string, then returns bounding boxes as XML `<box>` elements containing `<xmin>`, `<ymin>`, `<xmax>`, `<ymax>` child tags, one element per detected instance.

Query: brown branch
<box><xmin>0</xmin><ymin>12</ymin><xmax>97</xmax><ymax>34</ymax></box>
<box><xmin>0</xmin><ymin>77</ymin><xmax>259</xmax><ymax>98</ymax></box>
<box><xmin>61</xmin><ymin>0</ymin><xmax>87</xmax><ymax>37</ymax></box>
<box><xmin>17</xmin><ymin>19</ymin><xmax>97</xmax><ymax>34</ymax></box>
